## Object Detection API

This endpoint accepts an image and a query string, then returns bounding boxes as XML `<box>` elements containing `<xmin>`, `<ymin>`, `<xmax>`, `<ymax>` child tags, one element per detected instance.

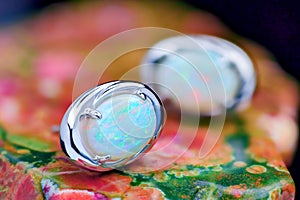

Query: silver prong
<box><xmin>94</xmin><ymin>155</ymin><xmax>111</xmax><ymax>165</ymax></box>
<box><xmin>80</xmin><ymin>108</ymin><xmax>102</xmax><ymax>120</ymax></box>
<box><xmin>135</xmin><ymin>90</ymin><xmax>146</xmax><ymax>100</ymax></box>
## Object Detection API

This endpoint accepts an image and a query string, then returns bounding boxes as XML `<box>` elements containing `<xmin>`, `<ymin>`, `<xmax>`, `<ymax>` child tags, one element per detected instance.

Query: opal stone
<box><xmin>153</xmin><ymin>49</ymin><xmax>240</xmax><ymax>115</ymax></box>
<box><xmin>141</xmin><ymin>35</ymin><xmax>256</xmax><ymax>115</ymax></box>
<box><xmin>60</xmin><ymin>81</ymin><xmax>164</xmax><ymax>170</ymax></box>
<box><xmin>80</xmin><ymin>93</ymin><xmax>156</xmax><ymax>160</ymax></box>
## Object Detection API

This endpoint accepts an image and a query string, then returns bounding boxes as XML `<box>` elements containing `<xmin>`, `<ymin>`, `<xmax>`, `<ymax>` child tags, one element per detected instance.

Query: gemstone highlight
<box><xmin>80</xmin><ymin>93</ymin><xmax>156</xmax><ymax>160</ymax></box>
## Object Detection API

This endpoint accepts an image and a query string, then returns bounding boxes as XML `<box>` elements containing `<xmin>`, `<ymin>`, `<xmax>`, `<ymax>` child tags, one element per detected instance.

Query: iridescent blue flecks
<box><xmin>80</xmin><ymin>93</ymin><xmax>156</xmax><ymax>160</ymax></box>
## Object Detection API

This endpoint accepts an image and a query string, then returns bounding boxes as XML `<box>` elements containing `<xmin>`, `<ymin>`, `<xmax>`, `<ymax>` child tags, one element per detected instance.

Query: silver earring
<box><xmin>140</xmin><ymin>35</ymin><xmax>256</xmax><ymax>116</ymax></box>
<box><xmin>60</xmin><ymin>81</ymin><xmax>164</xmax><ymax>171</ymax></box>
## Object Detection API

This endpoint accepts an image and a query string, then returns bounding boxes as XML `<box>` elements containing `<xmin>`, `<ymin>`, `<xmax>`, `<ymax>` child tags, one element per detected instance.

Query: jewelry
<box><xmin>60</xmin><ymin>81</ymin><xmax>164</xmax><ymax>171</ymax></box>
<box><xmin>141</xmin><ymin>35</ymin><xmax>256</xmax><ymax>115</ymax></box>
<box><xmin>60</xmin><ymin>35</ymin><xmax>255</xmax><ymax>171</ymax></box>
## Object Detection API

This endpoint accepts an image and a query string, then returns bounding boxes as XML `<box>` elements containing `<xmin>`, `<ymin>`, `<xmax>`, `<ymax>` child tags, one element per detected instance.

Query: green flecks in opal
<box><xmin>80</xmin><ymin>94</ymin><xmax>156</xmax><ymax>160</ymax></box>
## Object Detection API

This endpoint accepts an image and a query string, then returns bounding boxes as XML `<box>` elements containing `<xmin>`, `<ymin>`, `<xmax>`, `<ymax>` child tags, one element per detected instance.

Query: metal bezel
<box><xmin>60</xmin><ymin>80</ymin><xmax>164</xmax><ymax>171</ymax></box>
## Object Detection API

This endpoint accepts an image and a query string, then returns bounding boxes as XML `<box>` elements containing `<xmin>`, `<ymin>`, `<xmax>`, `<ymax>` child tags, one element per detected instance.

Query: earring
<box><xmin>141</xmin><ymin>35</ymin><xmax>256</xmax><ymax>116</ymax></box>
<box><xmin>60</xmin><ymin>80</ymin><xmax>164</xmax><ymax>171</ymax></box>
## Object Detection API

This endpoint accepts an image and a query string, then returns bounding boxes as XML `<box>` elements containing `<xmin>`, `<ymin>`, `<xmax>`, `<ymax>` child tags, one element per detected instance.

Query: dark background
<box><xmin>1</xmin><ymin>0</ymin><xmax>299</xmax><ymax>191</ymax></box>
<box><xmin>0</xmin><ymin>0</ymin><xmax>299</xmax><ymax>81</ymax></box>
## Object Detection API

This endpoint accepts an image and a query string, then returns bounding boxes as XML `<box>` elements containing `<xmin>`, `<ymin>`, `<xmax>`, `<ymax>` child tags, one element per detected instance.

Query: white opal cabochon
<box><xmin>141</xmin><ymin>35</ymin><xmax>256</xmax><ymax>115</ymax></box>
<box><xmin>60</xmin><ymin>81</ymin><xmax>164</xmax><ymax>171</ymax></box>
<box><xmin>80</xmin><ymin>93</ymin><xmax>156</xmax><ymax>160</ymax></box>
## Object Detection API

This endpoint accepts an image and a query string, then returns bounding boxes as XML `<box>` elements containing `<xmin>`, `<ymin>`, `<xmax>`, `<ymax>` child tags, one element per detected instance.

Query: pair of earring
<box><xmin>60</xmin><ymin>35</ymin><xmax>256</xmax><ymax>172</ymax></box>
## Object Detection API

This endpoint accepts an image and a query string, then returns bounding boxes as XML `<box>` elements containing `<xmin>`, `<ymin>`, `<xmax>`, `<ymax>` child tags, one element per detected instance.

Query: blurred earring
<box><xmin>140</xmin><ymin>35</ymin><xmax>256</xmax><ymax>116</ymax></box>
<box><xmin>60</xmin><ymin>81</ymin><xmax>164</xmax><ymax>171</ymax></box>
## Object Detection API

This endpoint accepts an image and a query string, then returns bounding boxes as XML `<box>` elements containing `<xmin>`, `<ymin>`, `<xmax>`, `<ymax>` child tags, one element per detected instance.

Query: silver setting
<box><xmin>60</xmin><ymin>81</ymin><xmax>164</xmax><ymax>172</ymax></box>
<box><xmin>94</xmin><ymin>155</ymin><xmax>111</xmax><ymax>164</ymax></box>
<box><xmin>79</xmin><ymin>108</ymin><xmax>102</xmax><ymax>120</ymax></box>
<box><xmin>134</xmin><ymin>90</ymin><xmax>147</xmax><ymax>100</ymax></box>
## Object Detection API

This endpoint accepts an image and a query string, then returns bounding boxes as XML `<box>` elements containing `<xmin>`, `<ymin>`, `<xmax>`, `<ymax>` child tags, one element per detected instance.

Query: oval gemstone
<box><xmin>80</xmin><ymin>93</ymin><xmax>156</xmax><ymax>160</ymax></box>
<box><xmin>141</xmin><ymin>35</ymin><xmax>256</xmax><ymax>115</ymax></box>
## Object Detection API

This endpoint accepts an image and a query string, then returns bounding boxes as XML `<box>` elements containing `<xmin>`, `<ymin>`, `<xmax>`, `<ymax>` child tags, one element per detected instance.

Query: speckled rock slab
<box><xmin>0</xmin><ymin>1</ymin><xmax>298</xmax><ymax>199</ymax></box>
